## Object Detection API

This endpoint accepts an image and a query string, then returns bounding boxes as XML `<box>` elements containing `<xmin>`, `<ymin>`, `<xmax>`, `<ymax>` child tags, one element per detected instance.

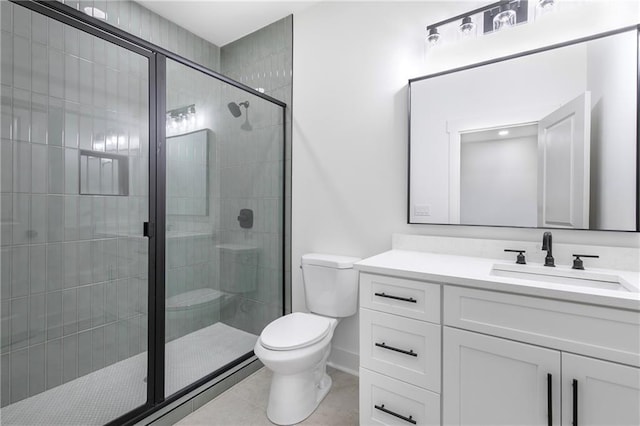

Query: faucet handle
<box><xmin>505</xmin><ymin>249</ymin><xmax>526</xmax><ymax>265</ymax></box>
<box><xmin>572</xmin><ymin>254</ymin><xmax>599</xmax><ymax>270</ymax></box>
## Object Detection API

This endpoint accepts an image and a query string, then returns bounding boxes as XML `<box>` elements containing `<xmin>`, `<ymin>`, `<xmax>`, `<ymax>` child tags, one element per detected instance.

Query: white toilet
<box><xmin>253</xmin><ymin>253</ymin><xmax>361</xmax><ymax>425</ymax></box>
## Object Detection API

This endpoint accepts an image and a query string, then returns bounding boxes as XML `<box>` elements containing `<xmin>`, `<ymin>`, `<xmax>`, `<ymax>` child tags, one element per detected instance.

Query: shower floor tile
<box><xmin>0</xmin><ymin>323</ymin><xmax>257</xmax><ymax>426</ymax></box>
<box><xmin>175</xmin><ymin>366</ymin><xmax>359</xmax><ymax>425</ymax></box>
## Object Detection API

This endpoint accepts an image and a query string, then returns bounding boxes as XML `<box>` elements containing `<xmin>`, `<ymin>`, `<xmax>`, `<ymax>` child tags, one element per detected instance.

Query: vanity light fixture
<box><xmin>426</xmin><ymin>0</ymin><xmax>542</xmax><ymax>48</ymax></box>
<box><xmin>166</xmin><ymin>104</ymin><xmax>197</xmax><ymax>134</ymax></box>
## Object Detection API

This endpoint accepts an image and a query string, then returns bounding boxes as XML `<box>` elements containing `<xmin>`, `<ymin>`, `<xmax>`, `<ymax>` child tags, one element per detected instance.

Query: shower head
<box><xmin>227</xmin><ymin>102</ymin><xmax>241</xmax><ymax>118</ymax></box>
<box><xmin>227</xmin><ymin>101</ymin><xmax>250</xmax><ymax>118</ymax></box>
<box><xmin>228</xmin><ymin>101</ymin><xmax>252</xmax><ymax>131</ymax></box>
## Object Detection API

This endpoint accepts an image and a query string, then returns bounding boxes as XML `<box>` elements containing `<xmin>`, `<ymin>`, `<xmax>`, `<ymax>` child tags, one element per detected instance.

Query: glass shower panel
<box><xmin>164</xmin><ymin>58</ymin><xmax>284</xmax><ymax>397</ymax></box>
<box><xmin>0</xmin><ymin>3</ymin><xmax>150</xmax><ymax>424</ymax></box>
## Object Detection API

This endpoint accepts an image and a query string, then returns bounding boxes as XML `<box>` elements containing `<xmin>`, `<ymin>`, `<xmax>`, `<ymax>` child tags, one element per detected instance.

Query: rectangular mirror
<box><xmin>409</xmin><ymin>28</ymin><xmax>639</xmax><ymax>231</ymax></box>
<box><xmin>166</xmin><ymin>128</ymin><xmax>211</xmax><ymax>216</ymax></box>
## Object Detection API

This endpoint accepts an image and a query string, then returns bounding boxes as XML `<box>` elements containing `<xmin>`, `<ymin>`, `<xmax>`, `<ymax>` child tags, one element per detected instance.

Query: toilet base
<box><xmin>266</xmin><ymin>366</ymin><xmax>332</xmax><ymax>425</ymax></box>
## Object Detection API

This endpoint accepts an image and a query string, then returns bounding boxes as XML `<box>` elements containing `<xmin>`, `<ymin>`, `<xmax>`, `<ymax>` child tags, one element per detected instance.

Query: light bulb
<box><xmin>538</xmin><ymin>0</ymin><xmax>555</xmax><ymax>11</ymax></box>
<box><xmin>493</xmin><ymin>6</ymin><xmax>516</xmax><ymax>31</ymax></box>
<box><xmin>536</xmin><ymin>0</ymin><xmax>556</xmax><ymax>19</ymax></box>
<box><xmin>459</xmin><ymin>17</ymin><xmax>476</xmax><ymax>36</ymax></box>
<box><xmin>426</xmin><ymin>28</ymin><xmax>441</xmax><ymax>46</ymax></box>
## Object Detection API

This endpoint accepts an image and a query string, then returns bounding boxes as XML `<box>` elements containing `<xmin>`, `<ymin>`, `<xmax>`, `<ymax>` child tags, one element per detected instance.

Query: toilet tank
<box><xmin>301</xmin><ymin>253</ymin><xmax>362</xmax><ymax>318</ymax></box>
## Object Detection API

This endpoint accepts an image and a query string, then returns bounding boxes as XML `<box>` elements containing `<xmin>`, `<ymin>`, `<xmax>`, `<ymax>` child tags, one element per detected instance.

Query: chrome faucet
<box><xmin>541</xmin><ymin>232</ymin><xmax>555</xmax><ymax>267</ymax></box>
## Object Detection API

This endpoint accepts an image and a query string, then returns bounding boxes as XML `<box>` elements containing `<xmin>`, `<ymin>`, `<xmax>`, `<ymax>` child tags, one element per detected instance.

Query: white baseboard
<box><xmin>328</xmin><ymin>346</ymin><xmax>359</xmax><ymax>376</ymax></box>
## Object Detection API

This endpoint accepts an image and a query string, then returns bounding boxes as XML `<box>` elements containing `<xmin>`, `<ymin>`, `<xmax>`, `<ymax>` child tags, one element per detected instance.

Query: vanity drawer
<box><xmin>360</xmin><ymin>273</ymin><xmax>440</xmax><ymax>323</ymax></box>
<box><xmin>360</xmin><ymin>308</ymin><xmax>441</xmax><ymax>392</ymax></box>
<box><xmin>444</xmin><ymin>286</ymin><xmax>640</xmax><ymax>367</ymax></box>
<box><xmin>360</xmin><ymin>367</ymin><xmax>440</xmax><ymax>426</ymax></box>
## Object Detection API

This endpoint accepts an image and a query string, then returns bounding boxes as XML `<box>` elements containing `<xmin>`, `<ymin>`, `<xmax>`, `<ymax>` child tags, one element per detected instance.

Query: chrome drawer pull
<box><xmin>374</xmin><ymin>292</ymin><xmax>417</xmax><ymax>303</ymax></box>
<box><xmin>375</xmin><ymin>342</ymin><xmax>418</xmax><ymax>357</ymax></box>
<box><xmin>374</xmin><ymin>404</ymin><xmax>417</xmax><ymax>424</ymax></box>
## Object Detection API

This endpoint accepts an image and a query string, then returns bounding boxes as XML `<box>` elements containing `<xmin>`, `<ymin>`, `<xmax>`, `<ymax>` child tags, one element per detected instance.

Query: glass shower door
<box><xmin>163</xmin><ymin>58</ymin><xmax>285</xmax><ymax>397</ymax></box>
<box><xmin>0</xmin><ymin>3</ymin><xmax>151</xmax><ymax>424</ymax></box>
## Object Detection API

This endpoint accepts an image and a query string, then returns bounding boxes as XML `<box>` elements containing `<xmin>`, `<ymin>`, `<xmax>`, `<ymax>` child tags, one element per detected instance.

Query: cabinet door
<box><xmin>562</xmin><ymin>353</ymin><xmax>640</xmax><ymax>426</ymax></box>
<box><xmin>443</xmin><ymin>327</ymin><xmax>560</xmax><ymax>426</ymax></box>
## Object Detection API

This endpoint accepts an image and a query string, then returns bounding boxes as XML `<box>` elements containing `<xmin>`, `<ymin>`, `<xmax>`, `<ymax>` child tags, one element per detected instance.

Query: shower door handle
<box><xmin>143</xmin><ymin>222</ymin><xmax>154</xmax><ymax>238</ymax></box>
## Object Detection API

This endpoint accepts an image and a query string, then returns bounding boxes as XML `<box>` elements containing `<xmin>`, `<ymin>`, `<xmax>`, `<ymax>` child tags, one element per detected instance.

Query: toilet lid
<box><xmin>260</xmin><ymin>312</ymin><xmax>332</xmax><ymax>351</ymax></box>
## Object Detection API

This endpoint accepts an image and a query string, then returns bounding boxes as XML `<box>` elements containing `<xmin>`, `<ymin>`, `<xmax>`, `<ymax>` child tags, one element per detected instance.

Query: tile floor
<box><xmin>175</xmin><ymin>367</ymin><xmax>359</xmax><ymax>425</ymax></box>
<box><xmin>1</xmin><ymin>323</ymin><xmax>255</xmax><ymax>426</ymax></box>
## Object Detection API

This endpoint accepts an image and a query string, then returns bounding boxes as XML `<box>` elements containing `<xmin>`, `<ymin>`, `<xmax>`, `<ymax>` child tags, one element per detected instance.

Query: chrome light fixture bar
<box><xmin>166</xmin><ymin>104</ymin><xmax>197</xmax><ymax>133</ymax></box>
<box><xmin>425</xmin><ymin>0</ymin><xmax>548</xmax><ymax>47</ymax></box>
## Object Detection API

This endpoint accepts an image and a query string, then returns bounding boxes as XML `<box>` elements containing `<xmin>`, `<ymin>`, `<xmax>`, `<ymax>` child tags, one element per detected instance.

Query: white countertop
<box><xmin>355</xmin><ymin>250</ymin><xmax>640</xmax><ymax>311</ymax></box>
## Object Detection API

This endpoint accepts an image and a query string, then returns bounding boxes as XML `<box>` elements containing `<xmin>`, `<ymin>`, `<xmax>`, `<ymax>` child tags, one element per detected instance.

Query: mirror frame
<box><xmin>408</xmin><ymin>25</ymin><xmax>640</xmax><ymax>232</ymax></box>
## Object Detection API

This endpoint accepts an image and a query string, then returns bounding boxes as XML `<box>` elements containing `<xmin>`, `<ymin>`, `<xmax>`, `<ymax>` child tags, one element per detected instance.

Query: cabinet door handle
<box><xmin>572</xmin><ymin>379</ymin><xmax>578</xmax><ymax>426</ymax></box>
<box><xmin>374</xmin><ymin>404</ymin><xmax>417</xmax><ymax>424</ymax></box>
<box><xmin>374</xmin><ymin>292</ymin><xmax>417</xmax><ymax>303</ymax></box>
<box><xmin>547</xmin><ymin>373</ymin><xmax>553</xmax><ymax>426</ymax></box>
<box><xmin>375</xmin><ymin>342</ymin><xmax>418</xmax><ymax>357</ymax></box>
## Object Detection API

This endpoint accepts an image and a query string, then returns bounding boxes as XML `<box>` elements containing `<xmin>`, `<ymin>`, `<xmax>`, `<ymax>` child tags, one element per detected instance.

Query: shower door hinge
<box><xmin>143</xmin><ymin>222</ymin><xmax>155</xmax><ymax>238</ymax></box>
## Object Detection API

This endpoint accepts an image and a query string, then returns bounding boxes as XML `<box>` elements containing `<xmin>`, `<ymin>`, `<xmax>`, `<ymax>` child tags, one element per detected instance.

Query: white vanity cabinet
<box><xmin>359</xmin><ymin>273</ymin><xmax>442</xmax><ymax>425</ymax></box>
<box><xmin>443</xmin><ymin>328</ymin><xmax>640</xmax><ymax>426</ymax></box>
<box><xmin>357</xmin><ymin>263</ymin><xmax>640</xmax><ymax>426</ymax></box>
<box><xmin>442</xmin><ymin>286</ymin><xmax>640</xmax><ymax>426</ymax></box>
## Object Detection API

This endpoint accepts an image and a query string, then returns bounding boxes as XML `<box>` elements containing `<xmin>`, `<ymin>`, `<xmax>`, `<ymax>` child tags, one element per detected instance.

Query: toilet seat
<box><xmin>260</xmin><ymin>312</ymin><xmax>332</xmax><ymax>351</ymax></box>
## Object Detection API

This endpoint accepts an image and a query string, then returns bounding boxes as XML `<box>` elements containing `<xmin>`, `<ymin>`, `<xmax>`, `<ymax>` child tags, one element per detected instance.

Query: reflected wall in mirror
<box><xmin>409</xmin><ymin>28</ymin><xmax>638</xmax><ymax>231</ymax></box>
<box><xmin>167</xmin><ymin>128</ymin><xmax>211</xmax><ymax>215</ymax></box>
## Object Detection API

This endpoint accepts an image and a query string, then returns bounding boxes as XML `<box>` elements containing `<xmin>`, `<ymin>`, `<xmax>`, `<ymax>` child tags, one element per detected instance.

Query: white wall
<box><xmin>587</xmin><ymin>31</ymin><xmax>637</xmax><ymax>230</ymax></box>
<box><xmin>292</xmin><ymin>0</ymin><xmax>640</xmax><ymax>372</ymax></box>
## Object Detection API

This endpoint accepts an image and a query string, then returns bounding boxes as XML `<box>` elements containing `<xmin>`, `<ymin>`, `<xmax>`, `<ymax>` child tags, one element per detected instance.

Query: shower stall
<box><xmin>0</xmin><ymin>1</ymin><xmax>287</xmax><ymax>424</ymax></box>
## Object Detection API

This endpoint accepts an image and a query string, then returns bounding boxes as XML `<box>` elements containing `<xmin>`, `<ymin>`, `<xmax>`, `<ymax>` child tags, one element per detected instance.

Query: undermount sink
<box><xmin>490</xmin><ymin>263</ymin><xmax>636</xmax><ymax>292</ymax></box>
